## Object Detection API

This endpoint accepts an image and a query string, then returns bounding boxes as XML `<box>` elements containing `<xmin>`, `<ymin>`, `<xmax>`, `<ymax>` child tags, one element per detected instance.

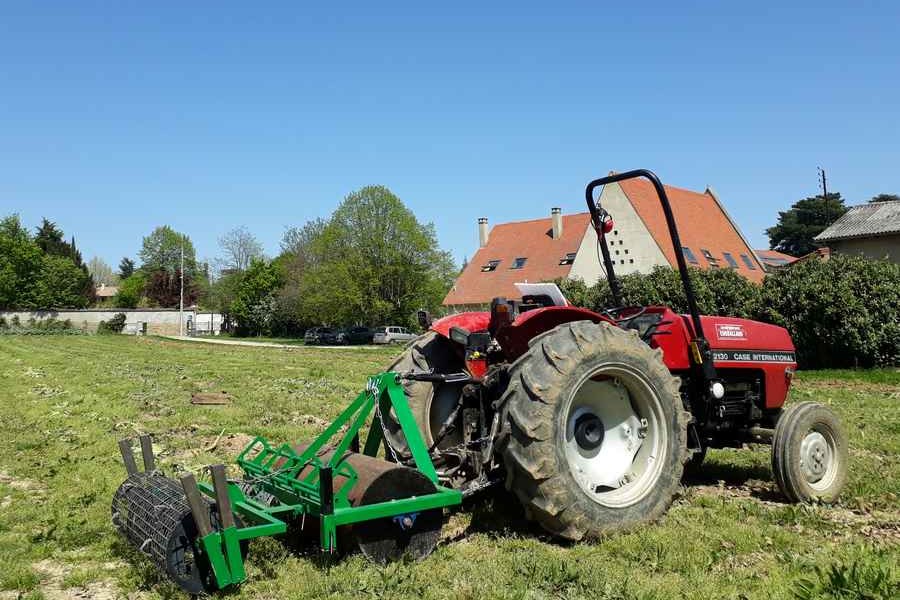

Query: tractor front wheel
<box><xmin>772</xmin><ymin>401</ymin><xmax>848</xmax><ymax>503</ymax></box>
<box><xmin>501</xmin><ymin>320</ymin><xmax>689</xmax><ymax>540</ymax></box>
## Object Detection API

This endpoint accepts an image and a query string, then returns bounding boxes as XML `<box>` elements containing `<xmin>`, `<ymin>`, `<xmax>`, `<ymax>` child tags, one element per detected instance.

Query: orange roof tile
<box><xmin>618</xmin><ymin>179</ymin><xmax>765</xmax><ymax>282</ymax></box>
<box><xmin>443</xmin><ymin>213</ymin><xmax>592</xmax><ymax>306</ymax></box>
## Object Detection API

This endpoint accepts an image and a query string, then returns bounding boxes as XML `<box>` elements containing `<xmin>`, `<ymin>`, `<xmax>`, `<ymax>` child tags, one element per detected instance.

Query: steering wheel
<box><xmin>603</xmin><ymin>306</ymin><xmax>647</xmax><ymax>323</ymax></box>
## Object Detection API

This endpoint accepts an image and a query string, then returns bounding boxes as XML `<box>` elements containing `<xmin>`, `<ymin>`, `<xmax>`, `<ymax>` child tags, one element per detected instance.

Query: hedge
<box><xmin>557</xmin><ymin>256</ymin><xmax>900</xmax><ymax>369</ymax></box>
<box><xmin>761</xmin><ymin>255</ymin><xmax>900</xmax><ymax>368</ymax></box>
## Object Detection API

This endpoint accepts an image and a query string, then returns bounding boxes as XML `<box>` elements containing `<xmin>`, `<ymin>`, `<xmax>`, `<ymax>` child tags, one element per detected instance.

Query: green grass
<box><xmin>0</xmin><ymin>336</ymin><xmax>897</xmax><ymax>599</ymax></box>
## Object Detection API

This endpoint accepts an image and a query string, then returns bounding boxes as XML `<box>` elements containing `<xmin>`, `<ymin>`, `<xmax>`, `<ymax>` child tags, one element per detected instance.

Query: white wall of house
<box><xmin>830</xmin><ymin>235</ymin><xmax>900</xmax><ymax>263</ymax></box>
<box><xmin>569</xmin><ymin>183</ymin><xmax>669</xmax><ymax>284</ymax></box>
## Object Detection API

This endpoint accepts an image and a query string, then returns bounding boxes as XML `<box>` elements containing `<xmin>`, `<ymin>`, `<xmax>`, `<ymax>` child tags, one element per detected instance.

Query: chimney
<box><xmin>478</xmin><ymin>217</ymin><xmax>489</xmax><ymax>247</ymax></box>
<box><xmin>551</xmin><ymin>207</ymin><xmax>563</xmax><ymax>239</ymax></box>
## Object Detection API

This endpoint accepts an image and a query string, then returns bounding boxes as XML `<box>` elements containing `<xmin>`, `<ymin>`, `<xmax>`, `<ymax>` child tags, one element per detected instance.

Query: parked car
<box><xmin>372</xmin><ymin>326</ymin><xmax>417</xmax><ymax>344</ymax></box>
<box><xmin>304</xmin><ymin>327</ymin><xmax>340</xmax><ymax>345</ymax></box>
<box><xmin>338</xmin><ymin>326</ymin><xmax>375</xmax><ymax>345</ymax></box>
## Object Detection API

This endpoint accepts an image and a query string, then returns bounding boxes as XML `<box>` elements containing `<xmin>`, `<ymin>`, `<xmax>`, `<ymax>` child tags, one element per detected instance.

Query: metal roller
<box><xmin>111</xmin><ymin>472</ymin><xmax>244</xmax><ymax>594</ymax></box>
<box><xmin>287</xmin><ymin>444</ymin><xmax>444</xmax><ymax>563</ymax></box>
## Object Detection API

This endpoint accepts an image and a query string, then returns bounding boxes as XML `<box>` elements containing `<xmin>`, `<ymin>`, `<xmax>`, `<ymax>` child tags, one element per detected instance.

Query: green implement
<box><xmin>112</xmin><ymin>372</ymin><xmax>462</xmax><ymax>594</ymax></box>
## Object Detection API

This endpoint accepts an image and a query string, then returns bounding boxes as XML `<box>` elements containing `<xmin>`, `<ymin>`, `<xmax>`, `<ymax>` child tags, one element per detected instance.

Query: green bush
<box><xmin>762</xmin><ymin>255</ymin><xmax>900</xmax><ymax>368</ymax></box>
<box><xmin>97</xmin><ymin>313</ymin><xmax>127</xmax><ymax>334</ymax></box>
<box><xmin>558</xmin><ymin>256</ymin><xmax>900</xmax><ymax>369</ymax></box>
<box><xmin>0</xmin><ymin>315</ymin><xmax>83</xmax><ymax>335</ymax></box>
<box><xmin>559</xmin><ymin>266</ymin><xmax>762</xmax><ymax>318</ymax></box>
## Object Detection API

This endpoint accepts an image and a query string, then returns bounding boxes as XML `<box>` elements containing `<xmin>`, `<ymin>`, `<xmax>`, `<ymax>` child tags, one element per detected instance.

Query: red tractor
<box><xmin>382</xmin><ymin>169</ymin><xmax>849</xmax><ymax>540</ymax></box>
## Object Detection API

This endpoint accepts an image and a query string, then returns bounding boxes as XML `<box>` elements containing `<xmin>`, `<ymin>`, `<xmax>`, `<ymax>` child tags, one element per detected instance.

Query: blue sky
<box><xmin>2</xmin><ymin>2</ymin><xmax>898</xmax><ymax>269</ymax></box>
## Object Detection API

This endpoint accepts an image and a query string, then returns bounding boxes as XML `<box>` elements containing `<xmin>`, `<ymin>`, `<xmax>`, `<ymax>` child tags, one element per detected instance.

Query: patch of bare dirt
<box><xmin>0</xmin><ymin>470</ymin><xmax>44</xmax><ymax>492</ymax></box>
<box><xmin>685</xmin><ymin>478</ymin><xmax>784</xmax><ymax>506</ymax></box>
<box><xmin>32</xmin><ymin>560</ymin><xmax>118</xmax><ymax>600</ymax></box>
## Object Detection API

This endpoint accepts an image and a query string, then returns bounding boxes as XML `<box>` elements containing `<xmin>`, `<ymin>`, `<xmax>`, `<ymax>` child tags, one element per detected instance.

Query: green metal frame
<box><xmin>192</xmin><ymin>372</ymin><xmax>462</xmax><ymax>590</ymax></box>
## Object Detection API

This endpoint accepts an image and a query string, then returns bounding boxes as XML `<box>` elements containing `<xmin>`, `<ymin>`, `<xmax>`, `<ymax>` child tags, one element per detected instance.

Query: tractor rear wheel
<box><xmin>380</xmin><ymin>332</ymin><xmax>465</xmax><ymax>456</ymax></box>
<box><xmin>501</xmin><ymin>320</ymin><xmax>689</xmax><ymax>540</ymax></box>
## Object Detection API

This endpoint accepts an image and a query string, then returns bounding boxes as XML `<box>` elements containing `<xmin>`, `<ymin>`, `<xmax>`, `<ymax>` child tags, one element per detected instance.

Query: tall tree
<box><xmin>139</xmin><ymin>226</ymin><xmax>198</xmax><ymax>275</ymax></box>
<box><xmin>230</xmin><ymin>258</ymin><xmax>284</xmax><ymax>336</ymax></box>
<box><xmin>0</xmin><ymin>215</ymin><xmax>43</xmax><ymax>309</ymax></box>
<box><xmin>34</xmin><ymin>218</ymin><xmax>68</xmax><ymax>257</ymax></box>
<box><xmin>88</xmin><ymin>257</ymin><xmax>117</xmax><ymax>286</ymax></box>
<box><xmin>218</xmin><ymin>226</ymin><xmax>264</xmax><ymax>273</ymax></box>
<box><xmin>296</xmin><ymin>186</ymin><xmax>456</xmax><ymax>326</ymax></box>
<box><xmin>32</xmin><ymin>255</ymin><xmax>91</xmax><ymax>308</ymax></box>
<box><xmin>871</xmin><ymin>193</ymin><xmax>900</xmax><ymax>203</ymax></box>
<box><xmin>766</xmin><ymin>193</ymin><xmax>848</xmax><ymax>256</ymax></box>
<box><xmin>118</xmin><ymin>257</ymin><xmax>135</xmax><ymax>279</ymax></box>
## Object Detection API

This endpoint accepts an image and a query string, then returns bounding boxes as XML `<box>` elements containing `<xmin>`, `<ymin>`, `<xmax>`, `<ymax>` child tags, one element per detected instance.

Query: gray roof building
<box><xmin>814</xmin><ymin>201</ymin><xmax>900</xmax><ymax>263</ymax></box>
<box><xmin>815</xmin><ymin>201</ymin><xmax>900</xmax><ymax>242</ymax></box>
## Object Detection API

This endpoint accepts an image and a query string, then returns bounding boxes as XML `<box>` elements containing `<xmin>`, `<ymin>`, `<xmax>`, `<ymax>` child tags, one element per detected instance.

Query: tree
<box><xmin>33</xmin><ymin>218</ymin><xmax>93</xmax><ymax>304</ymax></box>
<box><xmin>871</xmin><ymin>193</ymin><xmax>900</xmax><ymax>203</ymax></box>
<box><xmin>32</xmin><ymin>255</ymin><xmax>91</xmax><ymax>308</ymax></box>
<box><xmin>0</xmin><ymin>215</ymin><xmax>43</xmax><ymax>309</ymax></box>
<box><xmin>230</xmin><ymin>258</ymin><xmax>284</xmax><ymax>336</ymax></box>
<box><xmin>218</xmin><ymin>226</ymin><xmax>264</xmax><ymax>273</ymax></box>
<box><xmin>144</xmin><ymin>270</ymin><xmax>198</xmax><ymax>308</ymax></box>
<box><xmin>295</xmin><ymin>186</ymin><xmax>456</xmax><ymax>327</ymax></box>
<box><xmin>118</xmin><ymin>257</ymin><xmax>135</xmax><ymax>280</ymax></box>
<box><xmin>139</xmin><ymin>226</ymin><xmax>198</xmax><ymax>275</ymax></box>
<box><xmin>114</xmin><ymin>273</ymin><xmax>146</xmax><ymax>308</ymax></box>
<box><xmin>34</xmin><ymin>218</ymin><xmax>69</xmax><ymax>257</ymax></box>
<box><xmin>766</xmin><ymin>193</ymin><xmax>848</xmax><ymax>256</ymax></box>
<box><xmin>88</xmin><ymin>257</ymin><xmax>117</xmax><ymax>286</ymax></box>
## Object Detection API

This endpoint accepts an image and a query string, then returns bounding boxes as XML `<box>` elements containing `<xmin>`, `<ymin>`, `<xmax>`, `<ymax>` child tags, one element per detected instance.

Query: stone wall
<box><xmin>0</xmin><ymin>308</ymin><xmax>200</xmax><ymax>335</ymax></box>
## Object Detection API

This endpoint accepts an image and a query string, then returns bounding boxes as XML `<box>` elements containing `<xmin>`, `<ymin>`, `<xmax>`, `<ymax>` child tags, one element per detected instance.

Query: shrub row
<box><xmin>0</xmin><ymin>315</ymin><xmax>84</xmax><ymax>335</ymax></box>
<box><xmin>557</xmin><ymin>255</ymin><xmax>900</xmax><ymax>369</ymax></box>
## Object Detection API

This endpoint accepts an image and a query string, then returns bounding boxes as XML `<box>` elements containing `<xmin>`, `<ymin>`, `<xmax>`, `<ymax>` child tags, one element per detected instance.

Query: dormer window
<box><xmin>511</xmin><ymin>257</ymin><xmax>527</xmax><ymax>269</ymax></box>
<box><xmin>559</xmin><ymin>252</ymin><xmax>576</xmax><ymax>265</ymax></box>
<box><xmin>481</xmin><ymin>260</ymin><xmax>500</xmax><ymax>272</ymax></box>
<box><xmin>701</xmin><ymin>248</ymin><xmax>719</xmax><ymax>268</ymax></box>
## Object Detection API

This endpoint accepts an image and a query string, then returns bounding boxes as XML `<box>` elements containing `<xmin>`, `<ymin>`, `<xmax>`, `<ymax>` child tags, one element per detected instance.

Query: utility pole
<box><xmin>179</xmin><ymin>237</ymin><xmax>184</xmax><ymax>337</ymax></box>
<box><xmin>818</xmin><ymin>166</ymin><xmax>829</xmax><ymax>224</ymax></box>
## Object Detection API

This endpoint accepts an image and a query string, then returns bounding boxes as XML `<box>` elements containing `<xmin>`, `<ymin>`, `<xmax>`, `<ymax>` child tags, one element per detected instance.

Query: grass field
<box><xmin>0</xmin><ymin>336</ymin><xmax>897</xmax><ymax>599</ymax></box>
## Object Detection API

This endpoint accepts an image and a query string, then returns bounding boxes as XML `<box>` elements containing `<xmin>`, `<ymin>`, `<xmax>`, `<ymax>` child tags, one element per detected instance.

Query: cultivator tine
<box><xmin>179</xmin><ymin>472</ymin><xmax>213</xmax><ymax>537</ymax></box>
<box><xmin>210</xmin><ymin>464</ymin><xmax>235</xmax><ymax>529</ymax></box>
<box><xmin>139</xmin><ymin>435</ymin><xmax>155</xmax><ymax>472</ymax></box>
<box><xmin>118</xmin><ymin>438</ymin><xmax>138</xmax><ymax>476</ymax></box>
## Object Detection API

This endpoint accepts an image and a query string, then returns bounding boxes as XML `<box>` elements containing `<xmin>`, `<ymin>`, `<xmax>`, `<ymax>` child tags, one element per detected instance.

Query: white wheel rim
<box><xmin>562</xmin><ymin>364</ymin><xmax>668</xmax><ymax>508</ymax></box>
<box><xmin>800</xmin><ymin>428</ymin><xmax>838</xmax><ymax>491</ymax></box>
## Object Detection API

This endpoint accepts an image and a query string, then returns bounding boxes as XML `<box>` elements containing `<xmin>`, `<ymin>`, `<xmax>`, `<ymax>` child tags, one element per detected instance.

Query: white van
<box><xmin>372</xmin><ymin>326</ymin><xmax>416</xmax><ymax>344</ymax></box>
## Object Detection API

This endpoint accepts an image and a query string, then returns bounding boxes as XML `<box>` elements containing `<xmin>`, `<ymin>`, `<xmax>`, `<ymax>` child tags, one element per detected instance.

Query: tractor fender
<box><xmin>430</xmin><ymin>312</ymin><xmax>492</xmax><ymax>339</ymax></box>
<box><xmin>497</xmin><ymin>306</ymin><xmax>614</xmax><ymax>359</ymax></box>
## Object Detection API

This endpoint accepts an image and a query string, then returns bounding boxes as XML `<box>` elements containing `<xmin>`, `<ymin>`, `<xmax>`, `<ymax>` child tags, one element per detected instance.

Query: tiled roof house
<box><xmin>443</xmin><ymin>178</ymin><xmax>765</xmax><ymax>311</ymax></box>
<box><xmin>814</xmin><ymin>200</ymin><xmax>900</xmax><ymax>263</ymax></box>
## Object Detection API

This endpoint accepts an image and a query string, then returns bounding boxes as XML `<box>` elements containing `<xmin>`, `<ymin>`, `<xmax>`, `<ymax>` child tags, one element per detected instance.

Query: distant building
<box><xmin>814</xmin><ymin>201</ymin><xmax>900</xmax><ymax>263</ymax></box>
<box><xmin>755</xmin><ymin>249</ymin><xmax>798</xmax><ymax>271</ymax></box>
<box><xmin>443</xmin><ymin>178</ymin><xmax>765</xmax><ymax>311</ymax></box>
<box><xmin>95</xmin><ymin>283</ymin><xmax>119</xmax><ymax>298</ymax></box>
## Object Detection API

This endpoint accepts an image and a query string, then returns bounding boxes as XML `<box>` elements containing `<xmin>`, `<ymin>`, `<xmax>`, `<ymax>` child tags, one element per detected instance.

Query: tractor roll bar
<box><xmin>584</xmin><ymin>169</ymin><xmax>707</xmax><ymax>345</ymax></box>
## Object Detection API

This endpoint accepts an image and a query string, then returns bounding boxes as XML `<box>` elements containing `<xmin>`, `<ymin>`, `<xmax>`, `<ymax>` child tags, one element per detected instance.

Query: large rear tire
<box><xmin>501</xmin><ymin>320</ymin><xmax>689</xmax><ymax>540</ymax></box>
<box><xmin>380</xmin><ymin>332</ymin><xmax>465</xmax><ymax>455</ymax></box>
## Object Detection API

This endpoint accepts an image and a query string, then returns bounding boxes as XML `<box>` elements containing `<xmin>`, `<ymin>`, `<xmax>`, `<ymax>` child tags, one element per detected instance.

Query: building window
<box><xmin>723</xmin><ymin>252</ymin><xmax>739</xmax><ymax>269</ymax></box>
<box><xmin>510</xmin><ymin>257</ymin><xmax>527</xmax><ymax>269</ymax></box>
<box><xmin>682</xmin><ymin>247</ymin><xmax>699</xmax><ymax>265</ymax></box>
<box><xmin>701</xmin><ymin>248</ymin><xmax>720</xmax><ymax>268</ymax></box>
<box><xmin>624</xmin><ymin>249</ymin><xmax>629</xmax><ymax>254</ymax></box>
<box><xmin>629</xmin><ymin>258</ymin><xmax>634</xmax><ymax>264</ymax></box>
<box><xmin>559</xmin><ymin>252</ymin><xmax>576</xmax><ymax>265</ymax></box>
<box><xmin>740</xmin><ymin>254</ymin><xmax>757</xmax><ymax>270</ymax></box>
<box><xmin>481</xmin><ymin>260</ymin><xmax>500</xmax><ymax>272</ymax></box>
<box><xmin>615</xmin><ymin>249</ymin><xmax>620</xmax><ymax>255</ymax></box>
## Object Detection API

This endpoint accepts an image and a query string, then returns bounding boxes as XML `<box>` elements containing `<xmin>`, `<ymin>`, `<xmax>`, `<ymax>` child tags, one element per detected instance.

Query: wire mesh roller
<box><xmin>111</xmin><ymin>472</ymin><xmax>216</xmax><ymax>593</ymax></box>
